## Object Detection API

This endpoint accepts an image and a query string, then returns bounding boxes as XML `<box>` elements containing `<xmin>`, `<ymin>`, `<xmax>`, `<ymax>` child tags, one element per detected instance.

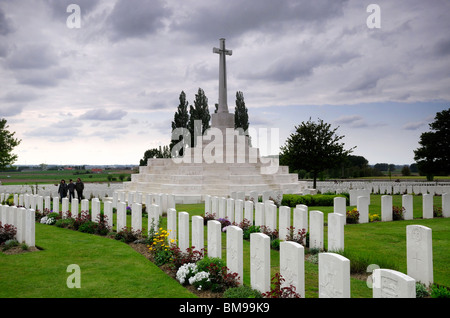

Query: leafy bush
<box><xmin>55</xmin><ymin>218</ymin><xmax>74</xmax><ymax>228</ymax></box>
<box><xmin>285</xmin><ymin>226</ymin><xmax>307</xmax><ymax>246</ymax></box>
<box><xmin>114</xmin><ymin>226</ymin><xmax>143</xmax><ymax>243</ymax></box>
<box><xmin>223</xmin><ymin>285</ymin><xmax>262</xmax><ymax>298</ymax></box>
<box><xmin>431</xmin><ymin>284</ymin><xmax>450</xmax><ymax>298</ymax></box>
<box><xmin>0</xmin><ymin>222</ymin><xmax>17</xmax><ymax>244</ymax></box>
<box><xmin>392</xmin><ymin>206</ymin><xmax>404</xmax><ymax>221</ymax></box>
<box><xmin>203</xmin><ymin>212</ymin><xmax>216</xmax><ymax>225</ymax></box>
<box><xmin>416</xmin><ymin>283</ymin><xmax>430</xmax><ymax>298</ymax></box>
<box><xmin>369</xmin><ymin>214</ymin><xmax>381</xmax><ymax>222</ymax></box>
<box><xmin>282</xmin><ymin>194</ymin><xmax>348</xmax><ymax>207</ymax></box>
<box><xmin>78</xmin><ymin>221</ymin><xmax>97</xmax><ymax>234</ymax></box>
<box><xmin>148</xmin><ymin>228</ymin><xmax>175</xmax><ymax>266</ymax></box>
<box><xmin>262</xmin><ymin>272</ymin><xmax>301</xmax><ymax>298</ymax></box>
<box><xmin>346</xmin><ymin>208</ymin><xmax>359</xmax><ymax>224</ymax></box>
<box><xmin>235</xmin><ymin>218</ymin><xmax>260</xmax><ymax>239</ymax></box>
<box><xmin>433</xmin><ymin>206</ymin><xmax>443</xmax><ymax>218</ymax></box>
<box><xmin>170</xmin><ymin>246</ymin><xmax>204</xmax><ymax>269</ymax></box>
<box><xmin>1</xmin><ymin>239</ymin><xmax>18</xmax><ymax>251</ymax></box>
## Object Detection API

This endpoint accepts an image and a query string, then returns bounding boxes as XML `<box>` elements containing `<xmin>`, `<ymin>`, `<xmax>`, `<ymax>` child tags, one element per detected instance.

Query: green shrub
<box><xmin>55</xmin><ymin>218</ymin><xmax>74</xmax><ymax>228</ymax></box>
<box><xmin>416</xmin><ymin>283</ymin><xmax>430</xmax><ymax>298</ymax></box>
<box><xmin>431</xmin><ymin>284</ymin><xmax>450</xmax><ymax>298</ymax></box>
<box><xmin>346</xmin><ymin>208</ymin><xmax>359</xmax><ymax>224</ymax></box>
<box><xmin>78</xmin><ymin>221</ymin><xmax>97</xmax><ymax>234</ymax></box>
<box><xmin>281</xmin><ymin>194</ymin><xmax>348</xmax><ymax>207</ymax></box>
<box><xmin>223</xmin><ymin>285</ymin><xmax>262</xmax><ymax>298</ymax></box>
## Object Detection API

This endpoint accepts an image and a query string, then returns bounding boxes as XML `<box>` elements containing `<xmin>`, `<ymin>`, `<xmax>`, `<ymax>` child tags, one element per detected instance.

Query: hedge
<box><xmin>281</xmin><ymin>194</ymin><xmax>349</xmax><ymax>207</ymax></box>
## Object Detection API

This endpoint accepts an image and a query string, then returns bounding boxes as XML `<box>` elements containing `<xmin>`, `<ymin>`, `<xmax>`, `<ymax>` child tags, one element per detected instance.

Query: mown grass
<box><xmin>1</xmin><ymin>194</ymin><xmax>448</xmax><ymax>298</ymax></box>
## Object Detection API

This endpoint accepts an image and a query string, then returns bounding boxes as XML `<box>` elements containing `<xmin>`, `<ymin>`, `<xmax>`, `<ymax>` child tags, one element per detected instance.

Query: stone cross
<box><xmin>213</xmin><ymin>38</ymin><xmax>232</xmax><ymax>113</ymax></box>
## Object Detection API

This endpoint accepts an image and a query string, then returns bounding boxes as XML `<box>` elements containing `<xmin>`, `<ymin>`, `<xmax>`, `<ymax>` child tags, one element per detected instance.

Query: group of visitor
<box><xmin>57</xmin><ymin>178</ymin><xmax>84</xmax><ymax>202</ymax></box>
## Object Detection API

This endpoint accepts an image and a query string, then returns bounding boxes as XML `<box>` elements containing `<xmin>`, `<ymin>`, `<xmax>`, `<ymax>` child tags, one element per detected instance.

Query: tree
<box><xmin>170</xmin><ymin>91</ymin><xmax>190</xmax><ymax>156</ymax></box>
<box><xmin>234</xmin><ymin>91</ymin><xmax>249</xmax><ymax>132</ymax></box>
<box><xmin>139</xmin><ymin>146</ymin><xmax>170</xmax><ymax>166</ymax></box>
<box><xmin>0</xmin><ymin>118</ymin><xmax>21</xmax><ymax>169</ymax></box>
<box><xmin>280</xmin><ymin>118</ymin><xmax>355</xmax><ymax>189</ymax></box>
<box><xmin>414</xmin><ymin>108</ymin><xmax>450</xmax><ymax>180</ymax></box>
<box><xmin>188</xmin><ymin>88</ymin><xmax>211</xmax><ymax>147</ymax></box>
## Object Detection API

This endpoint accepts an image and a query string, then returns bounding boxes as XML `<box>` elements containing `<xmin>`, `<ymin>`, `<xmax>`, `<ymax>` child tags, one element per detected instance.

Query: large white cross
<box><xmin>213</xmin><ymin>38</ymin><xmax>232</xmax><ymax>113</ymax></box>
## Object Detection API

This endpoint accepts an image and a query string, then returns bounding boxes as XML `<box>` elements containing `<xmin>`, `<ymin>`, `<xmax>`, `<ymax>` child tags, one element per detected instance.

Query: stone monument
<box><xmin>121</xmin><ymin>38</ymin><xmax>306</xmax><ymax>203</ymax></box>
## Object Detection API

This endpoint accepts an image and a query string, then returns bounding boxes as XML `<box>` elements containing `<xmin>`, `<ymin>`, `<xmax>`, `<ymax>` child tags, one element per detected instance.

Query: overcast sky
<box><xmin>1</xmin><ymin>0</ymin><xmax>449</xmax><ymax>166</ymax></box>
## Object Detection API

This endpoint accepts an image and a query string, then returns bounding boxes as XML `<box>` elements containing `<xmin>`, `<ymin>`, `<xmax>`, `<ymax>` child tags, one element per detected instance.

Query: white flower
<box><xmin>40</xmin><ymin>216</ymin><xmax>48</xmax><ymax>224</ymax></box>
<box><xmin>189</xmin><ymin>271</ymin><xmax>210</xmax><ymax>285</ymax></box>
<box><xmin>176</xmin><ymin>263</ymin><xmax>198</xmax><ymax>284</ymax></box>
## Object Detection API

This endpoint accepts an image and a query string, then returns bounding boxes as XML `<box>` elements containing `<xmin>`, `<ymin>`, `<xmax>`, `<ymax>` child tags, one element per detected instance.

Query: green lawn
<box><xmin>1</xmin><ymin>194</ymin><xmax>448</xmax><ymax>298</ymax></box>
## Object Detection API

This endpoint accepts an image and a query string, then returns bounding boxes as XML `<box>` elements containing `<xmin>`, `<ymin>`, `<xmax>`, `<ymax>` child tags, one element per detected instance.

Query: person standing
<box><xmin>58</xmin><ymin>179</ymin><xmax>68</xmax><ymax>200</ymax></box>
<box><xmin>75</xmin><ymin>178</ymin><xmax>84</xmax><ymax>200</ymax></box>
<box><xmin>67</xmin><ymin>179</ymin><xmax>76</xmax><ymax>202</ymax></box>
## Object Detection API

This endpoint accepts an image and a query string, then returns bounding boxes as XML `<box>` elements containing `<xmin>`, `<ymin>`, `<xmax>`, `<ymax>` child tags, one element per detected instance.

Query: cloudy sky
<box><xmin>1</xmin><ymin>0</ymin><xmax>449</xmax><ymax>166</ymax></box>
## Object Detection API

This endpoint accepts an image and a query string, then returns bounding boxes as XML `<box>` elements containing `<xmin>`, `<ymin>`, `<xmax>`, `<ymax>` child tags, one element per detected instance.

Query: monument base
<box><xmin>211</xmin><ymin>112</ymin><xmax>235</xmax><ymax>131</ymax></box>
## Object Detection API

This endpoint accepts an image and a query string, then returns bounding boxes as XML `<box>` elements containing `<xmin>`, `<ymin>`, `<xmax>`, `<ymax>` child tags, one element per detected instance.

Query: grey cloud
<box><xmin>171</xmin><ymin>0</ymin><xmax>348</xmax><ymax>43</ymax></box>
<box><xmin>333</xmin><ymin>115</ymin><xmax>368</xmax><ymax>128</ymax></box>
<box><xmin>105</xmin><ymin>0</ymin><xmax>171</xmax><ymax>42</ymax></box>
<box><xmin>0</xmin><ymin>7</ymin><xmax>14</xmax><ymax>36</ymax></box>
<box><xmin>16</xmin><ymin>67</ymin><xmax>72</xmax><ymax>88</ymax></box>
<box><xmin>6</xmin><ymin>44</ymin><xmax>58</xmax><ymax>70</ymax></box>
<box><xmin>402</xmin><ymin>121</ymin><xmax>426</xmax><ymax>131</ymax></box>
<box><xmin>79</xmin><ymin>109</ymin><xmax>128</xmax><ymax>121</ymax></box>
<box><xmin>434</xmin><ymin>39</ymin><xmax>450</xmax><ymax>57</ymax></box>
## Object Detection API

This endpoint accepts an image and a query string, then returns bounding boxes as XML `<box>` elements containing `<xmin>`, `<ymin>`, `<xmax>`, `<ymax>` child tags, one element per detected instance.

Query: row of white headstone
<box><xmin>167</xmin><ymin>207</ymin><xmax>433</xmax><ymax>298</ymax></box>
<box><xmin>314</xmin><ymin>182</ymin><xmax>450</xmax><ymax>197</ymax></box>
<box><xmin>0</xmin><ymin>205</ymin><xmax>35</xmax><ymax>247</ymax></box>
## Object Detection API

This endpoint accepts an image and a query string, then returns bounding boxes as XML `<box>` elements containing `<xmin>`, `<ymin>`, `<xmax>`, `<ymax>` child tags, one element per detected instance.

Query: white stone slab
<box><xmin>207</xmin><ymin>220</ymin><xmax>222</xmax><ymax>259</ymax></box>
<box><xmin>319</xmin><ymin>252</ymin><xmax>350</xmax><ymax>298</ymax></box>
<box><xmin>226</xmin><ymin>225</ymin><xmax>243</xmax><ymax>284</ymax></box>
<box><xmin>327</xmin><ymin>213</ymin><xmax>345</xmax><ymax>252</ymax></box>
<box><xmin>407</xmin><ymin>225</ymin><xmax>433</xmax><ymax>286</ymax></box>
<box><xmin>250</xmin><ymin>232</ymin><xmax>270</xmax><ymax>293</ymax></box>
<box><xmin>373</xmin><ymin>269</ymin><xmax>416</xmax><ymax>298</ymax></box>
<box><xmin>280</xmin><ymin>241</ymin><xmax>305</xmax><ymax>298</ymax></box>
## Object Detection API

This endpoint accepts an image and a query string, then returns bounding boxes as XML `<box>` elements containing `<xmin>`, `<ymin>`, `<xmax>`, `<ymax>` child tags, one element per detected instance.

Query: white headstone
<box><xmin>422</xmin><ymin>194</ymin><xmax>433</xmax><ymax>219</ymax></box>
<box><xmin>148</xmin><ymin>204</ymin><xmax>159</xmax><ymax>233</ymax></box>
<box><xmin>167</xmin><ymin>194</ymin><xmax>176</xmax><ymax>211</ymax></box>
<box><xmin>309</xmin><ymin>210</ymin><xmax>324</xmax><ymax>250</ymax></box>
<box><xmin>381</xmin><ymin>195</ymin><xmax>392</xmax><ymax>222</ymax></box>
<box><xmin>226</xmin><ymin>198</ymin><xmax>235</xmax><ymax>223</ymax></box>
<box><xmin>250</xmin><ymin>232</ymin><xmax>271</xmax><ymax>293</ymax></box>
<box><xmin>192</xmin><ymin>215</ymin><xmax>204</xmax><ymax>253</ymax></box>
<box><xmin>280</xmin><ymin>241</ymin><xmax>305</xmax><ymax>298</ymax></box>
<box><xmin>211</xmin><ymin>196</ymin><xmax>218</xmax><ymax>216</ymax></box>
<box><xmin>373</xmin><ymin>269</ymin><xmax>416</xmax><ymax>298</ymax></box>
<box><xmin>255</xmin><ymin>202</ymin><xmax>265</xmax><ymax>227</ymax></box>
<box><xmin>407</xmin><ymin>225</ymin><xmax>433</xmax><ymax>286</ymax></box>
<box><xmin>333</xmin><ymin>197</ymin><xmax>346</xmax><ymax>221</ymax></box>
<box><xmin>234</xmin><ymin>199</ymin><xmax>244</xmax><ymax>224</ymax></box>
<box><xmin>328</xmin><ymin>213</ymin><xmax>345</xmax><ymax>252</ymax></box>
<box><xmin>92</xmin><ymin>199</ymin><xmax>101</xmax><ymax>222</ymax></box>
<box><xmin>178</xmin><ymin>212</ymin><xmax>190</xmax><ymax>252</ymax></box>
<box><xmin>81</xmin><ymin>199</ymin><xmax>89</xmax><ymax>213</ymax></box>
<box><xmin>265</xmin><ymin>203</ymin><xmax>277</xmax><ymax>232</ymax></box>
<box><xmin>104</xmin><ymin>201</ymin><xmax>113</xmax><ymax>228</ymax></box>
<box><xmin>207</xmin><ymin>220</ymin><xmax>222</xmax><ymax>258</ymax></box>
<box><xmin>131</xmin><ymin>203</ymin><xmax>142</xmax><ymax>232</ymax></box>
<box><xmin>244</xmin><ymin>200</ymin><xmax>254</xmax><ymax>224</ymax></box>
<box><xmin>16</xmin><ymin>207</ymin><xmax>26</xmax><ymax>243</ymax></box>
<box><xmin>218</xmin><ymin>197</ymin><xmax>226</xmax><ymax>219</ymax></box>
<box><xmin>357</xmin><ymin>196</ymin><xmax>369</xmax><ymax>224</ymax></box>
<box><xmin>71</xmin><ymin>198</ymin><xmax>79</xmax><ymax>219</ymax></box>
<box><xmin>53</xmin><ymin>197</ymin><xmax>59</xmax><ymax>213</ymax></box>
<box><xmin>442</xmin><ymin>193</ymin><xmax>450</xmax><ymax>218</ymax></box>
<box><xmin>226</xmin><ymin>225</ymin><xmax>243</xmax><ymax>284</ymax></box>
<box><xmin>319</xmin><ymin>252</ymin><xmax>350</xmax><ymax>298</ymax></box>
<box><xmin>278</xmin><ymin>206</ymin><xmax>290</xmax><ymax>241</ymax></box>
<box><xmin>165</xmin><ymin>208</ymin><xmax>176</xmax><ymax>244</ymax></box>
<box><xmin>402</xmin><ymin>194</ymin><xmax>413</xmax><ymax>220</ymax></box>
<box><xmin>25</xmin><ymin>208</ymin><xmax>35</xmax><ymax>247</ymax></box>
<box><xmin>117</xmin><ymin>201</ymin><xmax>127</xmax><ymax>231</ymax></box>
<box><xmin>293</xmin><ymin>206</ymin><xmax>308</xmax><ymax>245</ymax></box>
<box><xmin>205</xmin><ymin>195</ymin><xmax>211</xmax><ymax>214</ymax></box>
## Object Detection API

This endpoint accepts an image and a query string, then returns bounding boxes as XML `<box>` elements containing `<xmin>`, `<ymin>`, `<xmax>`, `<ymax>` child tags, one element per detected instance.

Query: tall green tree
<box><xmin>234</xmin><ymin>91</ymin><xmax>249</xmax><ymax>132</ymax></box>
<box><xmin>414</xmin><ymin>107</ymin><xmax>450</xmax><ymax>180</ymax></box>
<box><xmin>188</xmin><ymin>88</ymin><xmax>210</xmax><ymax>147</ymax></box>
<box><xmin>0</xmin><ymin>118</ymin><xmax>21</xmax><ymax>169</ymax></box>
<box><xmin>170</xmin><ymin>91</ymin><xmax>190</xmax><ymax>156</ymax></box>
<box><xmin>280</xmin><ymin>118</ymin><xmax>355</xmax><ymax>189</ymax></box>
<box><xmin>139</xmin><ymin>145</ymin><xmax>170</xmax><ymax>166</ymax></box>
